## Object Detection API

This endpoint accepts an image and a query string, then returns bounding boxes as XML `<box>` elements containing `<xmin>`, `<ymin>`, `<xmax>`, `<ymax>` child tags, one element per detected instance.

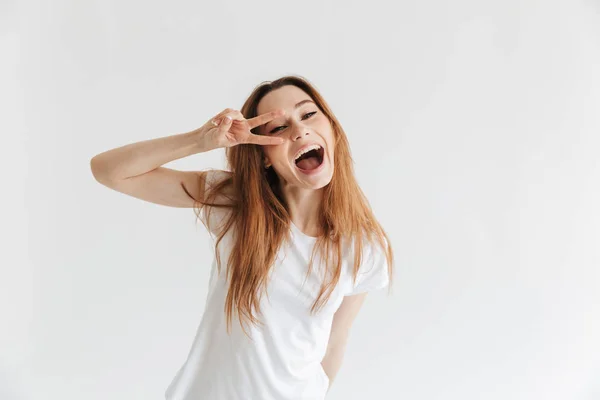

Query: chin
<box><xmin>298</xmin><ymin>168</ymin><xmax>333</xmax><ymax>189</ymax></box>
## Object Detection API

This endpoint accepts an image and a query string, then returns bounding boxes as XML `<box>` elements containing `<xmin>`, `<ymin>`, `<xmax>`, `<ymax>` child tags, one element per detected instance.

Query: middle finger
<box><xmin>247</xmin><ymin>109</ymin><xmax>285</xmax><ymax>130</ymax></box>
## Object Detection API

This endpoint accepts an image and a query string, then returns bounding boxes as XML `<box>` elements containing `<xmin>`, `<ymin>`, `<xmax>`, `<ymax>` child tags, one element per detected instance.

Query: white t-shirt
<box><xmin>165</xmin><ymin>170</ymin><xmax>390</xmax><ymax>400</ymax></box>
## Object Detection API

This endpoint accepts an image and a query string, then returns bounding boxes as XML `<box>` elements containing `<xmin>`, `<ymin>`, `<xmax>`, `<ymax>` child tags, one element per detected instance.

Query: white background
<box><xmin>3</xmin><ymin>0</ymin><xmax>600</xmax><ymax>399</ymax></box>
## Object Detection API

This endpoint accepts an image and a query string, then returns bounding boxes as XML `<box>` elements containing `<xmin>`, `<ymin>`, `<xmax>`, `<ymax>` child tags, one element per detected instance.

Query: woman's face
<box><xmin>257</xmin><ymin>85</ymin><xmax>335</xmax><ymax>190</ymax></box>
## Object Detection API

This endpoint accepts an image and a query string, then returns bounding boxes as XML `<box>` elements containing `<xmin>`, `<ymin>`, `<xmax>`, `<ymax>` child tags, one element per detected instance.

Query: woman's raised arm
<box><xmin>89</xmin><ymin>107</ymin><xmax>284</xmax><ymax>208</ymax></box>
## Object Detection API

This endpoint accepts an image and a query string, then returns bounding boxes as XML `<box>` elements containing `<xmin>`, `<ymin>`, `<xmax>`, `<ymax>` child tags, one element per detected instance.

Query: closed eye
<box><xmin>269</xmin><ymin>111</ymin><xmax>317</xmax><ymax>134</ymax></box>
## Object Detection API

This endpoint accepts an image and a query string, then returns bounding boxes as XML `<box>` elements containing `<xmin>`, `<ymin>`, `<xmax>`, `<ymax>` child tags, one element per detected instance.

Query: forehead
<box><xmin>256</xmin><ymin>85</ymin><xmax>313</xmax><ymax>115</ymax></box>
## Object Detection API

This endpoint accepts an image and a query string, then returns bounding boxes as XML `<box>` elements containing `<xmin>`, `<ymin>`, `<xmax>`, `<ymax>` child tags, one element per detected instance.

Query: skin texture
<box><xmin>256</xmin><ymin>85</ymin><xmax>336</xmax><ymax>238</ymax></box>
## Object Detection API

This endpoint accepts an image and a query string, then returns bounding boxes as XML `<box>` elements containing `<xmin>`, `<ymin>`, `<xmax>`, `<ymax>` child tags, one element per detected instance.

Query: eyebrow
<box><xmin>293</xmin><ymin>99</ymin><xmax>315</xmax><ymax>109</ymax></box>
<box><xmin>263</xmin><ymin>99</ymin><xmax>316</xmax><ymax>132</ymax></box>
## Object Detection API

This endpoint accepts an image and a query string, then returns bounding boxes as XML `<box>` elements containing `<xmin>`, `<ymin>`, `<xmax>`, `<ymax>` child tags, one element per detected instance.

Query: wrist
<box><xmin>189</xmin><ymin>128</ymin><xmax>221</xmax><ymax>153</ymax></box>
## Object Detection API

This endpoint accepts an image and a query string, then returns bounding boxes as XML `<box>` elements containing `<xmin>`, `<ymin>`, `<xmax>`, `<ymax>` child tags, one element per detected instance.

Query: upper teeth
<box><xmin>294</xmin><ymin>144</ymin><xmax>322</xmax><ymax>160</ymax></box>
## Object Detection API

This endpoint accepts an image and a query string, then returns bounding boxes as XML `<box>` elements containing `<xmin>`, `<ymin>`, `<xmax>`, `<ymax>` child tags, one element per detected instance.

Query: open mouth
<box><xmin>294</xmin><ymin>146</ymin><xmax>325</xmax><ymax>172</ymax></box>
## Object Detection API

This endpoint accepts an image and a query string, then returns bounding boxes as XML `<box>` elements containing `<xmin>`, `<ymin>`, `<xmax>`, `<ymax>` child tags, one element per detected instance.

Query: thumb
<box><xmin>220</xmin><ymin>115</ymin><xmax>232</xmax><ymax>129</ymax></box>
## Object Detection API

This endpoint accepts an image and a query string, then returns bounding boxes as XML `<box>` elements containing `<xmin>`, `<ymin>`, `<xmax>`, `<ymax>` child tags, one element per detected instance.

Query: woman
<box><xmin>90</xmin><ymin>75</ymin><xmax>394</xmax><ymax>399</ymax></box>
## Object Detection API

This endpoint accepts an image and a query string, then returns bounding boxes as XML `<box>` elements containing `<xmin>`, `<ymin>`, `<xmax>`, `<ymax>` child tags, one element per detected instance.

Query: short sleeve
<box><xmin>346</xmin><ymin>239</ymin><xmax>390</xmax><ymax>295</ymax></box>
<box><xmin>198</xmin><ymin>169</ymin><xmax>233</xmax><ymax>236</ymax></box>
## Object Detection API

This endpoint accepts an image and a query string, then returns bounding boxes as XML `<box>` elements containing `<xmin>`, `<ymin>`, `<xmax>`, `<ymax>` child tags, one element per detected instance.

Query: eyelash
<box><xmin>269</xmin><ymin>111</ymin><xmax>317</xmax><ymax>134</ymax></box>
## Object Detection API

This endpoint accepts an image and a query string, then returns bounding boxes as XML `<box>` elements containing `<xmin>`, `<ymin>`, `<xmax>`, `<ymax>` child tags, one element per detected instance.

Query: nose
<box><xmin>292</xmin><ymin>128</ymin><xmax>310</xmax><ymax>141</ymax></box>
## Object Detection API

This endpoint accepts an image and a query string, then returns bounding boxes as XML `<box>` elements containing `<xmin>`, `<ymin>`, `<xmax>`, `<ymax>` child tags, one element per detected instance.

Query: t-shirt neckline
<box><xmin>290</xmin><ymin>221</ymin><xmax>319</xmax><ymax>241</ymax></box>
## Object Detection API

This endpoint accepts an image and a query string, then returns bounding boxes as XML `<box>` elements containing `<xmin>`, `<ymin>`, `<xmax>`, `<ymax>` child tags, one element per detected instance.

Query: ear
<box><xmin>264</xmin><ymin>157</ymin><xmax>271</xmax><ymax>169</ymax></box>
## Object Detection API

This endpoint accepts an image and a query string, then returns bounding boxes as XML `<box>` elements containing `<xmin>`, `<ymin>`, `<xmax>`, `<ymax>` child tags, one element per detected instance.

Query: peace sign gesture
<box><xmin>202</xmin><ymin>108</ymin><xmax>285</xmax><ymax>148</ymax></box>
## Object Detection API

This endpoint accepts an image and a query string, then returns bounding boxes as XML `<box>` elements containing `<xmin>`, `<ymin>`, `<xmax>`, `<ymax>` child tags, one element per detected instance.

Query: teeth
<box><xmin>294</xmin><ymin>144</ymin><xmax>322</xmax><ymax>161</ymax></box>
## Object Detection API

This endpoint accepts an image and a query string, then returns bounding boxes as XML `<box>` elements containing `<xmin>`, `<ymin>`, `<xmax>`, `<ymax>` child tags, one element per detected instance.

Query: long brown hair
<box><xmin>193</xmin><ymin>75</ymin><xmax>394</xmax><ymax>338</ymax></box>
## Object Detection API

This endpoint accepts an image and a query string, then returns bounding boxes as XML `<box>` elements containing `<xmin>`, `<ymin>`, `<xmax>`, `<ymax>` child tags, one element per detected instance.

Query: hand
<box><xmin>201</xmin><ymin>108</ymin><xmax>286</xmax><ymax>148</ymax></box>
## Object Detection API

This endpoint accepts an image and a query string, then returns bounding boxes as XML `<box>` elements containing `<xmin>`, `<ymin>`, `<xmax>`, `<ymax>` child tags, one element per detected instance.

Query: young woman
<box><xmin>90</xmin><ymin>75</ymin><xmax>394</xmax><ymax>399</ymax></box>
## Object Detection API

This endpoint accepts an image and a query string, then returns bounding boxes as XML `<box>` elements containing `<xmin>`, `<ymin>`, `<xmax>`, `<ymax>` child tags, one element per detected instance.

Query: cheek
<box><xmin>267</xmin><ymin>147</ymin><xmax>288</xmax><ymax>164</ymax></box>
<box><xmin>322</xmin><ymin>129</ymin><xmax>335</xmax><ymax>154</ymax></box>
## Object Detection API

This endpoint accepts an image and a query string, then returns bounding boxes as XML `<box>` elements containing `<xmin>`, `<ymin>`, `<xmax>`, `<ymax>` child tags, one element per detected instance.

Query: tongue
<box><xmin>296</xmin><ymin>156</ymin><xmax>320</xmax><ymax>171</ymax></box>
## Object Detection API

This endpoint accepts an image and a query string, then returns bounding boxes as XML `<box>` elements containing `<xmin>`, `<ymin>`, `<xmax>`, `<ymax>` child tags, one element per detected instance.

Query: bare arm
<box><xmin>90</xmin><ymin>108</ymin><xmax>284</xmax><ymax>208</ymax></box>
<box><xmin>90</xmin><ymin>128</ymin><xmax>217</xmax><ymax>208</ymax></box>
<box><xmin>321</xmin><ymin>292</ymin><xmax>368</xmax><ymax>392</ymax></box>
<box><xmin>90</xmin><ymin>128</ymin><xmax>218</xmax><ymax>182</ymax></box>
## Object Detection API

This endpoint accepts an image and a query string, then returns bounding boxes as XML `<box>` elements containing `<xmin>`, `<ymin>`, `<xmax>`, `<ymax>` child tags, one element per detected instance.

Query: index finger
<box><xmin>246</xmin><ymin>109</ymin><xmax>285</xmax><ymax>131</ymax></box>
<box><xmin>246</xmin><ymin>133</ymin><xmax>285</xmax><ymax>146</ymax></box>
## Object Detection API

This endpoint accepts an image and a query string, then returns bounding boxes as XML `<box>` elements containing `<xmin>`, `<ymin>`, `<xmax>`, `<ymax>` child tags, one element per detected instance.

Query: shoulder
<box><xmin>195</xmin><ymin>170</ymin><xmax>236</xmax><ymax>236</ymax></box>
<box><xmin>345</xmin><ymin>234</ymin><xmax>391</xmax><ymax>279</ymax></box>
<box><xmin>200</xmin><ymin>169</ymin><xmax>233</xmax><ymax>187</ymax></box>
<box><xmin>198</xmin><ymin>169</ymin><xmax>235</xmax><ymax>203</ymax></box>
<box><xmin>344</xmin><ymin>233</ymin><xmax>388</xmax><ymax>259</ymax></box>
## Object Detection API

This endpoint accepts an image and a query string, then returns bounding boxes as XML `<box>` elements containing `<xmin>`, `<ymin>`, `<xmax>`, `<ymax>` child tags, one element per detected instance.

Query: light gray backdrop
<box><xmin>5</xmin><ymin>0</ymin><xmax>600</xmax><ymax>399</ymax></box>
